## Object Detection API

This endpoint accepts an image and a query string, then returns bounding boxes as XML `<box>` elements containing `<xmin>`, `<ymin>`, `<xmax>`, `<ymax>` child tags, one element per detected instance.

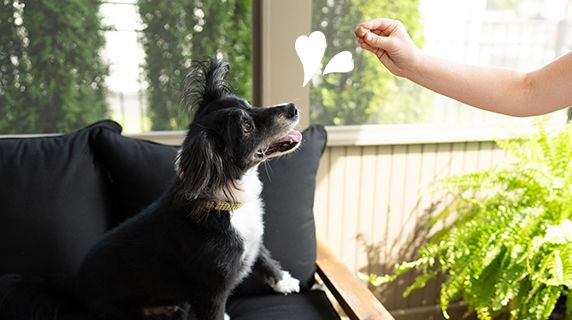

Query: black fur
<box><xmin>0</xmin><ymin>59</ymin><xmax>300</xmax><ymax>320</ymax></box>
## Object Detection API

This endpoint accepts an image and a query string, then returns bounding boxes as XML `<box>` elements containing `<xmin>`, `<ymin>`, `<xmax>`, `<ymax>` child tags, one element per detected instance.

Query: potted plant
<box><xmin>365</xmin><ymin>124</ymin><xmax>572</xmax><ymax>319</ymax></box>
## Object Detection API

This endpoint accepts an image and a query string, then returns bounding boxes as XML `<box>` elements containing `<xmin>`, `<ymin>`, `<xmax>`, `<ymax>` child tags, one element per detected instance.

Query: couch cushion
<box><xmin>227</xmin><ymin>290</ymin><xmax>340</xmax><ymax>320</ymax></box>
<box><xmin>91</xmin><ymin>122</ymin><xmax>327</xmax><ymax>295</ymax></box>
<box><xmin>91</xmin><ymin>127</ymin><xmax>178</xmax><ymax>226</ymax></box>
<box><xmin>0</xmin><ymin>120</ymin><xmax>120</xmax><ymax>277</ymax></box>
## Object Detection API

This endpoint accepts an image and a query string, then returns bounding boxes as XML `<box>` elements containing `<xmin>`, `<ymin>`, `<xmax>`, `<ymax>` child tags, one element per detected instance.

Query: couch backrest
<box><xmin>0</xmin><ymin>120</ymin><xmax>327</xmax><ymax>296</ymax></box>
<box><xmin>0</xmin><ymin>121</ymin><xmax>119</xmax><ymax>276</ymax></box>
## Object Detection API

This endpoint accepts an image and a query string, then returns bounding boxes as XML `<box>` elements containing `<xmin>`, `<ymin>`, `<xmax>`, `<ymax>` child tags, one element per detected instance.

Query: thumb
<box><xmin>363</xmin><ymin>32</ymin><xmax>390</xmax><ymax>50</ymax></box>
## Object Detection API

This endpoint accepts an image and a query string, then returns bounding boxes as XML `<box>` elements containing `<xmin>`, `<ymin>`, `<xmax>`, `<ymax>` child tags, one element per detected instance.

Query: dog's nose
<box><xmin>285</xmin><ymin>103</ymin><xmax>298</xmax><ymax>119</ymax></box>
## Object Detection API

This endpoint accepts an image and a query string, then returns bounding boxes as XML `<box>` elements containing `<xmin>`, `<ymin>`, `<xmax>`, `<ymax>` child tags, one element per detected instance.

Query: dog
<box><xmin>0</xmin><ymin>59</ymin><xmax>301</xmax><ymax>320</ymax></box>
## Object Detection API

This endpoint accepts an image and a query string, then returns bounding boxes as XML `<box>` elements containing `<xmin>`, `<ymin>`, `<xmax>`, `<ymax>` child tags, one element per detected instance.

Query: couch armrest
<box><xmin>316</xmin><ymin>240</ymin><xmax>395</xmax><ymax>320</ymax></box>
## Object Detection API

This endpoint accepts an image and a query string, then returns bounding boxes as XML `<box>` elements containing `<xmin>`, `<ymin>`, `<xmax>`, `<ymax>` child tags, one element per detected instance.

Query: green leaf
<box><xmin>368</xmin><ymin>123</ymin><xmax>572</xmax><ymax>319</ymax></box>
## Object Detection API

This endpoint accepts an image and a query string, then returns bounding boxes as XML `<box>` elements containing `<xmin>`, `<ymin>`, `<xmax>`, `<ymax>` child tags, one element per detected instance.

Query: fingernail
<box><xmin>366</xmin><ymin>32</ymin><xmax>372</xmax><ymax>41</ymax></box>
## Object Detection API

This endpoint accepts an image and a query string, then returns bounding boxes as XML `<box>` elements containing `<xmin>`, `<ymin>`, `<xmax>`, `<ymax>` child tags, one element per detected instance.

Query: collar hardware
<box><xmin>204</xmin><ymin>201</ymin><xmax>242</xmax><ymax>212</ymax></box>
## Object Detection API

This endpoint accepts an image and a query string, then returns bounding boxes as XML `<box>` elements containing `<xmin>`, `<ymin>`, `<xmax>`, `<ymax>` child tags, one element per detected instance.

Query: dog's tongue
<box><xmin>276</xmin><ymin>130</ymin><xmax>302</xmax><ymax>143</ymax></box>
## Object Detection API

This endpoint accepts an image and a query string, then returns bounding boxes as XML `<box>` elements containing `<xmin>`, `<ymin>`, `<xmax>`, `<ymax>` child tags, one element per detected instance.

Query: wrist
<box><xmin>401</xmin><ymin>50</ymin><xmax>424</xmax><ymax>81</ymax></box>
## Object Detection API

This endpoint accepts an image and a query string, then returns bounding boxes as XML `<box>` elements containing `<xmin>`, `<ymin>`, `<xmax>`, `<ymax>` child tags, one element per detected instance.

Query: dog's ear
<box><xmin>183</xmin><ymin>60</ymin><xmax>233</xmax><ymax>118</ymax></box>
<box><xmin>176</xmin><ymin>127</ymin><xmax>226</xmax><ymax>200</ymax></box>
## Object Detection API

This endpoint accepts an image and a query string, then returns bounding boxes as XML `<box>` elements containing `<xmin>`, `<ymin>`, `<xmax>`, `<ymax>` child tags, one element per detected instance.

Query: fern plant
<box><xmin>367</xmin><ymin>124</ymin><xmax>572</xmax><ymax>319</ymax></box>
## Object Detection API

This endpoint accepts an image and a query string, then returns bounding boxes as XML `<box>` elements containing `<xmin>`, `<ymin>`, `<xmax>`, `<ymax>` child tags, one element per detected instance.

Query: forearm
<box><xmin>358</xmin><ymin>17</ymin><xmax>572</xmax><ymax>116</ymax></box>
<box><xmin>404</xmin><ymin>53</ymin><xmax>536</xmax><ymax>116</ymax></box>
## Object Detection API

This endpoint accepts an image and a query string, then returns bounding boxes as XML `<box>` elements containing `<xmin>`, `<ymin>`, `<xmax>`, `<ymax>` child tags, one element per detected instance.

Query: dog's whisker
<box><xmin>262</xmin><ymin>160</ymin><xmax>273</xmax><ymax>183</ymax></box>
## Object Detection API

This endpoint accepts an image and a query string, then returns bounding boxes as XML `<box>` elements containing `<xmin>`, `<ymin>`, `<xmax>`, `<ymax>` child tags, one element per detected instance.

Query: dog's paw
<box><xmin>272</xmin><ymin>271</ymin><xmax>300</xmax><ymax>295</ymax></box>
<box><xmin>224</xmin><ymin>313</ymin><xmax>231</xmax><ymax>320</ymax></box>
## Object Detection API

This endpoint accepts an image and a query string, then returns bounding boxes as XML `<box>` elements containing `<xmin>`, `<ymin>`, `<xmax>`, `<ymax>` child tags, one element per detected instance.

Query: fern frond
<box><xmin>403</xmin><ymin>270</ymin><xmax>438</xmax><ymax>297</ymax></box>
<box><xmin>366</xmin><ymin>123</ymin><xmax>572</xmax><ymax>320</ymax></box>
<box><xmin>565</xmin><ymin>289</ymin><xmax>572</xmax><ymax>320</ymax></box>
<box><xmin>517</xmin><ymin>284</ymin><xmax>560</xmax><ymax>320</ymax></box>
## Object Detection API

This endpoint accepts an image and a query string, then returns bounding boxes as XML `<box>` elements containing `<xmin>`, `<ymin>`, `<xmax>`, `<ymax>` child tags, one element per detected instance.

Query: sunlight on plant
<box><xmin>365</xmin><ymin>122</ymin><xmax>572</xmax><ymax>319</ymax></box>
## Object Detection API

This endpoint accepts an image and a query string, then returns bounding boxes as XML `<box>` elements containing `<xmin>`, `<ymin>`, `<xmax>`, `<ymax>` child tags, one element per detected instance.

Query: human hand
<box><xmin>355</xmin><ymin>18</ymin><xmax>421</xmax><ymax>78</ymax></box>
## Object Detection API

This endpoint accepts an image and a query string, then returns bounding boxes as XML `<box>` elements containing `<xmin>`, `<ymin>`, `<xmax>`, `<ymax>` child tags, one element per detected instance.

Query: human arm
<box><xmin>356</xmin><ymin>18</ymin><xmax>572</xmax><ymax>117</ymax></box>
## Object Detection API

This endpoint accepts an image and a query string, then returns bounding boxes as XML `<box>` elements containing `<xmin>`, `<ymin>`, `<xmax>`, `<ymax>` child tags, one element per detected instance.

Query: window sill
<box><xmin>1</xmin><ymin>123</ymin><xmax>554</xmax><ymax>147</ymax></box>
<box><xmin>127</xmin><ymin>123</ymin><xmax>538</xmax><ymax>147</ymax></box>
<box><xmin>324</xmin><ymin>123</ymin><xmax>539</xmax><ymax>146</ymax></box>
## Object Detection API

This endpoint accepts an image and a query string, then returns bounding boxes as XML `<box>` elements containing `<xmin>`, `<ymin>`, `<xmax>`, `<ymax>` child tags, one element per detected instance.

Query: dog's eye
<box><xmin>242</xmin><ymin>121</ymin><xmax>254</xmax><ymax>133</ymax></box>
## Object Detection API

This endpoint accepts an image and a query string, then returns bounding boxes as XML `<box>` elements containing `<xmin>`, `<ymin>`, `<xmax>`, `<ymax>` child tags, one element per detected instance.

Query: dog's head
<box><xmin>176</xmin><ymin>60</ymin><xmax>301</xmax><ymax>201</ymax></box>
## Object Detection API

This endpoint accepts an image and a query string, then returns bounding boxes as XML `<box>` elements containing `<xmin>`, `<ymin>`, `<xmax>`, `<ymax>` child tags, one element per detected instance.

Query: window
<box><xmin>103</xmin><ymin>0</ymin><xmax>253</xmax><ymax>132</ymax></box>
<box><xmin>3</xmin><ymin>0</ymin><xmax>570</xmax><ymax>134</ymax></box>
<box><xmin>0</xmin><ymin>0</ymin><xmax>252</xmax><ymax>134</ymax></box>
<box><xmin>310</xmin><ymin>0</ymin><xmax>572</xmax><ymax>126</ymax></box>
<box><xmin>100</xmin><ymin>1</ymin><xmax>146</xmax><ymax>133</ymax></box>
<box><xmin>1</xmin><ymin>0</ymin><xmax>109</xmax><ymax>134</ymax></box>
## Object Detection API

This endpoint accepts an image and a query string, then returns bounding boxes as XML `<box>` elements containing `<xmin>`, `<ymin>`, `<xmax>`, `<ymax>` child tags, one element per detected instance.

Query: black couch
<box><xmin>0</xmin><ymin>120</ymin><xmax>392</xmax><ymax>320</ymax></box>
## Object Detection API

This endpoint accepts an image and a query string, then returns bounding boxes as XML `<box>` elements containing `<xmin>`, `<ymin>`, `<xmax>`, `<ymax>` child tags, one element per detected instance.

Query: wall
<box><xmin>313</xmin><ymin>137</ymin><xmax>507</xmax><ymax>318</ymax></box>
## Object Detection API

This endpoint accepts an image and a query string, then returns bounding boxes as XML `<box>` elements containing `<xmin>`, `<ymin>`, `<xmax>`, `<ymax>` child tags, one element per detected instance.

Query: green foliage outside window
<box><xmin>311</xmin><ymin>0</ymin><xmax>431</xmax><ymax>125</ymax></box>
<box><xmin>138</xmin><ymin>0</ymin><xmax>252</xmax><ymax>131</ymax></box>
<box><xmin>0</xmin><ymin>0</ymin><xmax>109</xmax><ymax>134</ymax></box>
<box><xmin>367</xmin><ymin>123</ymin><xmax>572</xmax><ymax>319</ymax></box>
<box><xmin>0</xmin><ymin>1</ymin><xmax>427</xmax><ymax>131</ymax></box>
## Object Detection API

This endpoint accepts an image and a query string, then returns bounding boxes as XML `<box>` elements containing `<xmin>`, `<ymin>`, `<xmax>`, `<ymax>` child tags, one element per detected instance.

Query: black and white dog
<box><xmin>0</xmin><ymin>60</ymin><xmax>301</xmax><ymax>320</ymax></box>
<box><xmin>79</xmin><ymin>59</ymin><xmax>302</xmax><ymax>319</ymax></box>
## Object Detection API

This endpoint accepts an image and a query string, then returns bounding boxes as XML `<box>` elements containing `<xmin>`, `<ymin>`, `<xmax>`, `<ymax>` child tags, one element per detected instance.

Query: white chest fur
<box><xmin>220</xmin><ymin>168</ymin><xmax>301</xmax><ymax>296</ymax></box>
<box><xmin>227</xmin><ymin>169</ymin><xmax>265</xmax><ymax>280</ymax></box>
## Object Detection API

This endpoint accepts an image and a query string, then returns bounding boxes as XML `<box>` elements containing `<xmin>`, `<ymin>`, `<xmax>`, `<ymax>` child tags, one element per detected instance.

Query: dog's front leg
<box><xmin>255</xmin><ymin>245</ymin><xmax>300</xmax><ymax>294</ymax></box>
<box><xmin>187</xmin><ymin>296</ymin><xmax>227</xmax><ymax>320</ymax></box>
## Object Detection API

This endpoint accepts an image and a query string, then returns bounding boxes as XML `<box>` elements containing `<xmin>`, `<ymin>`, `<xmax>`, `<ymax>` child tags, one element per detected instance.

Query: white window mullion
<box><xmin>252</xmin><ymin>0</ymin><xmax>311</xmax><ymax>129</ymax></box>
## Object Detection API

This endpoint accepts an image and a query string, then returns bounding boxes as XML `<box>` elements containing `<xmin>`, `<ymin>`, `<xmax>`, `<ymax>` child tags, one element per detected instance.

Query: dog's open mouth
<box><xmin>257</xmin><ymin>130</ymin><xmax>302</xmax><ymax>158</ymax></box>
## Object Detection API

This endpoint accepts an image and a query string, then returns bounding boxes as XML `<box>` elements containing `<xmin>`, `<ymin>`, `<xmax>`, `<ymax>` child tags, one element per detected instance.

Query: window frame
<box><xmin>2</xmin><ymin>0</ymin><xmax>568</xmax><ymax>141</ymax></box>
<box><xmin>252</xmin><ymin>0</ymin><xmax>311</xmax><ymax>129</ymax></box>
<box><xmin>253</xmin><ymin>0</ymin><xmax>569</xmax><ymax>144</ymax></box>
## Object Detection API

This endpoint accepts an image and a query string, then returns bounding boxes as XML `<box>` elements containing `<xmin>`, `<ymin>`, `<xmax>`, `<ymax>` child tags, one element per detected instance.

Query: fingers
<box><xmin>354</xmin><ymin>24</ymin><xmax>383</xmax><ymax>40</ymax></box>
<box><xmin>358</xmin><ymin>38</ymin><xmax>376</xmax><ymax>52</ymax></box>
<box><xmin>356</xmin><ymin>25</ymin><xmax>387</xmax><ymax>48</ymax></box>
<box><xmin>355</xmin><ymin>17</ymin><xmax>417</xmax><ymax>76</ymax></box>
<box><xmin>362</xmin><ymin>32</ymin><xmax>392</xmax><ymax>51</ymax></box>
<box><xmin>358</xmin><ymin>36</ymin><xmax>385</xmax><ymax>54</ymax></box>
<box><xmin>355</xmin><ymin>18</ymin><xmax>397</xmax><ymax>51</ymax></box>
<box><xmin>358</xmin><ymin>18</ymin><xmax>401</xmax><ymax>35</ymax></box>
<box><xmin>355</xmin><ymin>17</ymin><xmax>405</xmax><ymax>68</ymax></box>
<box><xmin>358</xmin><ymin>38</ymin><xmax>389</xmax><ymax>63</ymax></box>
